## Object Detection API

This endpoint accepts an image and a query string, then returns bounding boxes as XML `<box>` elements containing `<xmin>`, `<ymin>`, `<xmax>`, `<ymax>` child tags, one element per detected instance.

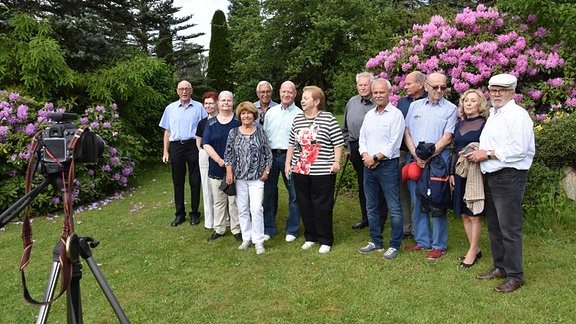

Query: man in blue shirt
<box><xmin>254</xmin><ymin>81</ymin><xmax>278</xmax><ymax>125</ymax></box>
<box><xmin>159</xmin><ymin>80</ymin><xmax>208</xmax><ymax>227</ymax></box>
<box><xmin>403</xmin><ymin>72</ymin><xmax>457</xmax><ymax>259</ymax></box>
<box><xmin>396</xmin><ymin>71</ymin><xmax>427</xmax><ymax>238</ymax></box>
<box><xmin>263</xmin><ymin>81</ymin><xmax>302</xmax><ymax>242</ymax></box>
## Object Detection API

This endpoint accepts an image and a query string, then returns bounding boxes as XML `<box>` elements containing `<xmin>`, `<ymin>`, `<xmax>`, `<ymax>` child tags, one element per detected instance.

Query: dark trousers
<box><xmin>293</xmin><ymin>173</ymin><xmax>336</xmax><ymax>246</ymax></box>
<box><xmin>484</xmin><ymin>168</ymin><xmax>528</xmax><ymax>281</ymax></box>
<box><xmin>170</xmin><ymin>141</ymin><xmax>201</xmax><ymax>218</ymax></box>
<box><xmin>348</xmin><ymin>141</ymin><xmax>388</xmax><ymax>224</ymax></box>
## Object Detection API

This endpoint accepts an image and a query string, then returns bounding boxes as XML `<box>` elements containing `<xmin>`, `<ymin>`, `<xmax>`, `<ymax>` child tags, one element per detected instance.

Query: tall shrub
<box><xmin>366</xmin><ymin>4</ymin><xmax>575</xmax><ymax>118</ymax></box>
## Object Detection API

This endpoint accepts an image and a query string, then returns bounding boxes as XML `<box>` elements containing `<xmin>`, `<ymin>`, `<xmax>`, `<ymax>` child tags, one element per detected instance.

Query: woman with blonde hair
<box><xmin>449</xmin><ymin>88</ymin><xmax>488</xmax><ymax>268</ymax></box>
<box><xmin>224</xmin><ymin>102</ymin><xmax>272</xmax><ymax>254</ymax></box>
<box><xmin>285</xmin><ymin>86</ymin><xmax>344</xmax><ymax>254</ymax></box>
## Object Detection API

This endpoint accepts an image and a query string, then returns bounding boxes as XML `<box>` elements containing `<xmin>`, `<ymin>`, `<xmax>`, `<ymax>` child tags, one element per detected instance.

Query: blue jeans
<box><xmin>364</xmin><ymin>158</ymin><xmax>403</xmax><ymax>249</ymax></box>
<box><xmin>407</xmin><ymin>150</ymin><xmax>449</xmax><ymax>250</ymax></box>
<box><xmin>263</xmin><ymin>152</ymin><xmax>300</xmax><ymax>237</ymax></box>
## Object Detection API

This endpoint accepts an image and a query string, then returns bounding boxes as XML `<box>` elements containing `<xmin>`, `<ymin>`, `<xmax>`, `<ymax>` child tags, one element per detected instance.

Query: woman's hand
<box><xmin>226</xmin><ymin>172</ymin><xmax>234</xmax><ymax>185</ymax></box>
<box><xmin>331</xmin><ymin>161</ymin><xmax>340</xmax><ymax>173</ymax></box>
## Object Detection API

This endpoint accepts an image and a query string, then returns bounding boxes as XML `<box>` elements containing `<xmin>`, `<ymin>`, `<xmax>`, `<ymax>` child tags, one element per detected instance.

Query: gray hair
<box><xmin>256</xmin><ymin>81</ymin><xmax>273</xmax><ymax>92</ymax></box>
<box><xmin>218</xmin><ymin>90</ymin><xmax>234</xmax><ymax>103</ymax></box>
<box><xmin>372</xmin><ymin>78</ymin><xmax>392</xmax><ymax>91</ymax></box>
<box><xmin>356</xmin><ymin>72</ymin><xmax>375</xmax><ymax>84</ymax></box>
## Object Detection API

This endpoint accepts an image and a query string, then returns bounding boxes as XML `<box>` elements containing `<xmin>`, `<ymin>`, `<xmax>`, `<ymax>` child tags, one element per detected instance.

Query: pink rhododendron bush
<box><xmin>366</xmin><ymin>4</ymin><xmax>575</xmax><ymax>120</ymax></box>
<box><xmin>0</xmin><ymin>90</ymin><xmax>144</xmax><ymax>215</ymax></box>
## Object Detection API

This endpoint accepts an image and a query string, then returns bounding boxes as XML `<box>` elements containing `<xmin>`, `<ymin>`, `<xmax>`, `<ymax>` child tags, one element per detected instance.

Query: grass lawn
<box><xmin>1</xmin><ymin>163</ymin><xmax>575</xmax><ymax>323</ymax></box>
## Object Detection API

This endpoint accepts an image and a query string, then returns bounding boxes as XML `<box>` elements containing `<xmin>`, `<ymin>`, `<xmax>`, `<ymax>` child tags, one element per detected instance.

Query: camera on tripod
<box><xmin>40</xmin><ymin>113</ymin><xmax>105</xmax><ymax>174</ymax></box>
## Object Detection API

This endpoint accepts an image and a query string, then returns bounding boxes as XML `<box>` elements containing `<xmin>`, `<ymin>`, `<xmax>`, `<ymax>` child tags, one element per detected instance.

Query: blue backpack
<box><xmin>416</xmin><ymin>155</ymin><xmax>451</xmax><ymax>216</ymax></box>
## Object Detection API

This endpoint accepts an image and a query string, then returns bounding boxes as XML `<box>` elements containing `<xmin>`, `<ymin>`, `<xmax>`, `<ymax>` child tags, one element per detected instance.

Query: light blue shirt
<box><xmin>358</xmin><ymin>103</ymin><xmax>405</xmax><ymax>159</ymax></box>
<box><xmin>479</xmin><ymin>100</ymin><xmax>535</xmax><ymax>173</ymax></box>
<box><xmin>159</xmin><ymin>99</ymin><xmax>207</xmax><ymax>141</ymax></box>
<box><xmin>405</xmin><ymin>97</ymin><xmax>457</xmax><ymax>148</ymax></box>
<box><xmin>263</xmin><ymin>102</ymin><xmax>302</xmax><ymax>150</ymax></box>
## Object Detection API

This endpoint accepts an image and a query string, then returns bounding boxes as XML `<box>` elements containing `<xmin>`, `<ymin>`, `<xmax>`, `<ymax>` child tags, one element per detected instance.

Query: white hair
<box><xmin>356</xmin><ymin>72</ymin><xmax>375</xmax><ymax>84</ymax></box>
<box><xmin>372</xmin><ymin>78</ymin><xmax>392</xmax><ymax>91</ymax></box>
<box><xmin>256</xmin><ymin>81</ymin><xmax>273</xmax><ymax>92</ymax></box>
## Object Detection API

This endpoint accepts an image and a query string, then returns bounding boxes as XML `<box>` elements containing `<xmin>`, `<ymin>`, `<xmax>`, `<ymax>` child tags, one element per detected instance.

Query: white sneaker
<box><xmin>301</xmin><ymin>241</ymin><xmax>316</xmax><ymax>250</ymax></box>
<box><xmin>285</xmin><ymin>234</ymin><xmax>297</xmax><ymax>242</ymax></box>
<box><xmin>263</xmin><ymin>234</ymin><xmax>271</xmax><ymax>241</ymax></box>
<box><xmin>319</xmin><ymin>245</ymin><xmax>331</xmax><ymax>254</ymax></box>
<box><xmin>238</xmin><ymin>240</ymin><xmax>252</xmax><ymax>250</ymax></box>
<box><xmin>255</xmin><ymin>243</ymin><xmax>265</xmax><ymax>255</ymax></box>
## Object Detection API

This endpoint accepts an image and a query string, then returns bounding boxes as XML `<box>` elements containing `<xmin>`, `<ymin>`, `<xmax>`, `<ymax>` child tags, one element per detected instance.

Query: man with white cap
<box><xmin>465</xmin><ymin>73</ymin><xmax>535</xmax><ymax>293</ymax></box>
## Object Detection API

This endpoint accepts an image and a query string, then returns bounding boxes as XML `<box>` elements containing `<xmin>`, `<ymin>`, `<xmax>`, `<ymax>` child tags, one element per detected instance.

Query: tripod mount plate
<box><xmin>66</xmin><ymin>232</ymin><xmax>80</xmax><ymax>263</ymax></box>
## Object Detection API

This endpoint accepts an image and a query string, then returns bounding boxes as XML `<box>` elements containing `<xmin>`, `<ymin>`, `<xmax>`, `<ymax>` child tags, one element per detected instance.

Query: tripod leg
<box><xmin>84</xmin><ymin>256</ymin><xmax>129</xmax><ymax>324</ymax></box>
<box><xmin>36</xmin><ymin>261</ymin><xmax>60</xmax><ymax>324</ymax></box>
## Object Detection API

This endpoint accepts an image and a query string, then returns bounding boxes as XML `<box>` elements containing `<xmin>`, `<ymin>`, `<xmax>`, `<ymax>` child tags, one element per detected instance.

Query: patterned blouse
<box><xmin>288</xmin><ymin>111</ymin><xmax>344</xmax><ymax>176</ymax></box>
<box><xmin>224</xmin><ymin>127</ymin><xmax>272</xmax><ymax>181</ymax></box>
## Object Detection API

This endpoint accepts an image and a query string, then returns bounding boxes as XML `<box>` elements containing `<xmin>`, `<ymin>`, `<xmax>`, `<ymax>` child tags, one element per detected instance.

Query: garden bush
<box><xmin>365</xmin><ymin>4</ymin><xmax>575</xmax><ymax>118</ymax></box>
<box><xmin>0</xmin><ymin>90</ymin><xmax>146</xmax><ymax>216</ymax></box>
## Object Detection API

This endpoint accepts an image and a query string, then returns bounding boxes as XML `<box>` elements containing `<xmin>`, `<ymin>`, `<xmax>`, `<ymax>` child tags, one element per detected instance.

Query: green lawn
<box><xmin>1</xmin><ymin>163</ymin><xmax>575</xmax><ymax>323</ymax></box>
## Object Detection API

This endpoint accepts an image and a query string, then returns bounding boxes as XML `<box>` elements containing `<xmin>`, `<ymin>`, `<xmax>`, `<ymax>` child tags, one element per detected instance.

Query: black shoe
<box><xmin>352</xmin><ymin>220</ymin><xmax>368</xmax><ymax>230</ymax></box>
<box><xmin>460</xmin><ymin>259</ymin><xmax>477</xmax><ymax>268</ymax></box>
<box><xmin>190</xmin><ymin>215</ymin><xmax>200</xmax><ymax>226</ymax></box>
<box><xmin>171</xmin><ymin>217</ymin><xmax>185</xmax><ymax>227</ymax></box>
<box><xmin>233</xmin><ymin>233</ymin><xmax>242</xmax><ymax>241</ymax></box>
<box><xmin>207</xmin><ymin>231</ymin><xmax>224</xmax><ymax>241</ymax></box>
<box><xmin>458</xmin><ymin>251</ymin><xmax>482</xmax><ymax>261</ymax></box>
<box><xmin>403</xmin><ymin>233</ymin><xmax>414</xmax><ymax>240</ymax></box>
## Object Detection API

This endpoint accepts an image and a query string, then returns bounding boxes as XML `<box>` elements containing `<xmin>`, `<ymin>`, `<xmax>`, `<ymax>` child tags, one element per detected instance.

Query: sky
<box><xmin>173</xmin><ymin>0</ymin><xmax>230</xmax><ymax>51</ymax></box>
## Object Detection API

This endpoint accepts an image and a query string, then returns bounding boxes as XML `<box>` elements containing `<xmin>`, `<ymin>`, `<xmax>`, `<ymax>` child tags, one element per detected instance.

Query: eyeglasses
<box><xmin>177</xmin><ymin>87</ymin><xmax>192</xmax><ymax>92</ymax></box>
<box><xmin>489</xmin><ymin>88</ymin><xmax>512</xmax><ymax>95</ymax></box>
<box><xmin>257</xmin><ymin>90</ymin><xmax>272</xmax><ymax>94</ymax></box>
<box><xmin>426</xmin><ymin>83</ymin><xmax>448</xmax><ymax>91</ymax></box>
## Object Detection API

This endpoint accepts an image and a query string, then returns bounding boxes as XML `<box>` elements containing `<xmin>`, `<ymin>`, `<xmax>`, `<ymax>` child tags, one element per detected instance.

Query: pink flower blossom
<box><xmin>547</xmin><ymin>78</ymin><xmax>564</xmax><ymax>87</ymax></box>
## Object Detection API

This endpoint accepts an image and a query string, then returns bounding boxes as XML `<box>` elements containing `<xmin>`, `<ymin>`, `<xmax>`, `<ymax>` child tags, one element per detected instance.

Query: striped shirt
<box><xmin>288</xmin><ymin>111</ymin><xmax>344</xmax><ymax>176</ymax></box>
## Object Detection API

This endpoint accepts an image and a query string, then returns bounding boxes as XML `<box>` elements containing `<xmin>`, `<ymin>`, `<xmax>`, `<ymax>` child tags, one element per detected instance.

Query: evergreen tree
<box><xmin>206</xmin><ymin>10</ymin><xmax>232</xmax><ymax>91</ymax></box>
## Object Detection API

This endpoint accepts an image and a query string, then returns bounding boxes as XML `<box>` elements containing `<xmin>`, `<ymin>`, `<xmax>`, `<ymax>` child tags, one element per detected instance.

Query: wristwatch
<box><xmin>487</xmin><ymin>150</ymin><xmax>493</xmax><ymax>159</ymax></box>
<box><xmin>373</xmin><ymin>155</ymin><xmax>379</xmax><ymax>163</ymax></box>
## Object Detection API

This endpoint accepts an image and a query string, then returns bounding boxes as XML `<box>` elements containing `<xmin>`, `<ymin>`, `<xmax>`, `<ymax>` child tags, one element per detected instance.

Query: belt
<box><xmin>171</xmin><ymin>138</ymin><xmax>195</xmax><ymax>144</ymax></box>
<box><xmin>272</xmin><ymin>149</ymin><xmax>287</xmax><ymax>154</ymax></box>
<box><xmin>488</xmin><ymin>167</ymin><xmax>522</xmax><ymax>175</ymax></box>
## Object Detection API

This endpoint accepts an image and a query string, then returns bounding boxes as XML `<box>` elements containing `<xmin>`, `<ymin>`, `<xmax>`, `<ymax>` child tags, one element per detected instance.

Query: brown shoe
<box><xmin>494</xmin><ymin>278</ymin><xmax>524</xmax><ymax>293</ymax></box>
<box><xmin>476</xmin><ymin>267</ymin><xmax>505</xmax><ymax>280</ymax></box>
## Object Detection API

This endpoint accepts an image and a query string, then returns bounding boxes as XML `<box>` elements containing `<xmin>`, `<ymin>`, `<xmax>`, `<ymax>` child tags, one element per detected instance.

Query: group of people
<box><xmin>159</xmin><ymin>70</ymin><xmax>535</xmax><ymax>293</ymax></box>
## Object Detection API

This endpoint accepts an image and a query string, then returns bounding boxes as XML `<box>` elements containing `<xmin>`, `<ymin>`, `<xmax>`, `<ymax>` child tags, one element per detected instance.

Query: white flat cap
<box><xmin>488</xmin><ymin>74</ymin><xmax>517</xmax><ymax>90</ymax></box>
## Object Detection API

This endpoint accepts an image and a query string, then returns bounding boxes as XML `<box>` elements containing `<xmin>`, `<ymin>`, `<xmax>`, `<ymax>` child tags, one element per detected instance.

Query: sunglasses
<box><xmin>426</xmin><ymin>83</ymin><xmax>448</xmax><ymax>91</ymax></box>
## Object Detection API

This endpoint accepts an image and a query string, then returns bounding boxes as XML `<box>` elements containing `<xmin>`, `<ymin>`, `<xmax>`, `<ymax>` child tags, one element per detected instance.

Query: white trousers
<box><xmin>209</xmin><ymin>177</ymin><xmax>239</xmax><ymax>235</ymax></box>
<box><xmin>235</xmin><ymin>179</ymin><xmax>265</xmax><ymax>244</ymax></box>
<box><xmin>199</xmin><ymin>149</ymin><xmax>214</xmax><ymax>229</ymax></box>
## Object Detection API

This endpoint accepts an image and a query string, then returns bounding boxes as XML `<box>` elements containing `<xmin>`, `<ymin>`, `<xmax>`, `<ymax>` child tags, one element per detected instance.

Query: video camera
<box><xmin>40</xmin><ymin>113</ymin><xmax>105</xmax><ymax>174</ymax></box>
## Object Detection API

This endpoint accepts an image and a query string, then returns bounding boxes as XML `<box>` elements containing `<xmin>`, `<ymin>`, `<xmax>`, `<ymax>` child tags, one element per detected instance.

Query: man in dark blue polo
<box><xmin>396</xmin><ymin>71</ymin><xmax>427</xmax><ymax>238</ymax></box>
<box><xmin>159</xmin><ymin>80</ymin><xmax>207</xmax><ymax>227</ymax></box>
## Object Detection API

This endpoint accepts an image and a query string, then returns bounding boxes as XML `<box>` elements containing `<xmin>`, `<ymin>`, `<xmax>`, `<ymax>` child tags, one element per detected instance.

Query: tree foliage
<box><xmin>227</xmin><ymin>0</ymin><xmax>488</xmax><ymax>112</ymax></box>
<box><xmin>206</xmin><ymin>10</ymin><xmax>232</xmax><ymax>91</ymax></box>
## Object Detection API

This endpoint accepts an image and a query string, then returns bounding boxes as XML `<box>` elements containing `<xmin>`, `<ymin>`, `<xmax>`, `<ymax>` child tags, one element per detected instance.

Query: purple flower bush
<box><xmin>0</xmin><ymin>90</ymin><xmax>142</xmax><ymax>214</ymax></box>
<box><xmin>366</xmin><ymin>4</ymin><xmax>575</xmax><ymax>119</ymax></box>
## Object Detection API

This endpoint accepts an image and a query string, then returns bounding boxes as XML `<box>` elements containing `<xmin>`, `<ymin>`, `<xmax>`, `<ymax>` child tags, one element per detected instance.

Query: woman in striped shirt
<box><xmin>285</xmin><ymin>86</ymin><xmax>344</xmax><ymax>254</ymax></box>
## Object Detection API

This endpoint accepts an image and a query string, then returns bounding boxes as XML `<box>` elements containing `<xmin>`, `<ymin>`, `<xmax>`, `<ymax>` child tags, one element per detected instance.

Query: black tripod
<box><xmin>0</xmin><ymin>172</ymin><xmax>129</xmax><ymax>324</ymax></box>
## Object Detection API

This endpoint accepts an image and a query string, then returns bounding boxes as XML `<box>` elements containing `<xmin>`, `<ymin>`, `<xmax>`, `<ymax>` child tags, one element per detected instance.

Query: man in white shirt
<box><xmin>466</xmin><ymin>73</ymin><xmax>535</xmax><ymax>293</ymax></box>
<box><xmin>357</xmin><ymin>78</ymin><xmax>405</xmax><ymax>260</ymax></box>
